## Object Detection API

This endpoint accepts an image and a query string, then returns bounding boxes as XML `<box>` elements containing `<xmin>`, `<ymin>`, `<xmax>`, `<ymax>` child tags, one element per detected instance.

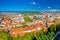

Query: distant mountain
<box><xmin>20</xmin><ymin>11</ymin><xmax>41</xmax><ymax>14</ymax></box>
<box><xmin>0</xmin><ymin>11</ymin><xmax>41</xmax><ymax>15</ymax></box>
<box><xmin>0</xmin><ymin>10</ymin><xmax>60</xmax><ymax>15</ymax></box>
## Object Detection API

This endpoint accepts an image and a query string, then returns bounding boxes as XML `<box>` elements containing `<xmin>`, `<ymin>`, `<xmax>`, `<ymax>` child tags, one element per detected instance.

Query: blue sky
<box><xmin>0</xmin><ymin>0</ymin><xmax>60</xmax><ymax>11</ymax></box>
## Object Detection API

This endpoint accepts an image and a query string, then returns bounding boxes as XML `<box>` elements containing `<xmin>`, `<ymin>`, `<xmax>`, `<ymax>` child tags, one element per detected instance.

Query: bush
<box><xmin>0</xmin><ymin>31</ymin><xmax>13</xmax><ymax>40</ymax></box>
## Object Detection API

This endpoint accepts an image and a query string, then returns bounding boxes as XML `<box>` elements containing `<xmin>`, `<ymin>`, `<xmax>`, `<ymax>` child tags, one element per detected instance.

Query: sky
<box><xmin>0</xmin><ymin>0</ymin><xmax>60</xmax><ymax>11</ymax></box>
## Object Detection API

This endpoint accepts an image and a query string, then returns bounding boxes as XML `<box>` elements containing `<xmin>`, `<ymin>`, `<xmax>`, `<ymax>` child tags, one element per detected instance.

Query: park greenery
<box><xmin>0</xmin><ymin>23</ymin><xmax>60</xmax><ymax>40</ymax></box>
<box><xmin>24</xmin><ymin>15</ymin><xmax>32</xmax><ymax>22</ymax></box>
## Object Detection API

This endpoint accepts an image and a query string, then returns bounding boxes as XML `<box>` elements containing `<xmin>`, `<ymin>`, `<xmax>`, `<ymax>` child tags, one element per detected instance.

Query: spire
<box><xmin>45</xmin><ymin>21</ymin><xmax>48</xmax><ymax>28</ymax></box>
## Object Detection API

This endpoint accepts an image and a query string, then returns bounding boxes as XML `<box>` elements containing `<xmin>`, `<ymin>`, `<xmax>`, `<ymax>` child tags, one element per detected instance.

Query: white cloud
<box><xmin>30</xmin><ymin>2</ymin><xmax>36</xmax><ymax>5</ymax></box>
<box><xmin>43</xmin><ymin>9</ymin><xmax>60</xmax><ymax>11</ymax></box>
<box><xmin>48</xmin><ymin>7</ymin><xmax>51</xmax><ymax>8</ymax></box>
<box><xmin>49</xmin><ymin>9</ymin><xmax>60</xmax><ymax>11</ymax></box>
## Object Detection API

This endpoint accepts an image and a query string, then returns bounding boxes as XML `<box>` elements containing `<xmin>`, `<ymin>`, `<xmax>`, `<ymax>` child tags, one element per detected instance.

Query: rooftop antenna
<box><xmin>8</xmin><ymin>26</ymin><xmax>10</xmax><ymax>33</ymax></box>
<box><xmin>45</xmin><ymin>14</ymin><xmax>48</xmax><ymax>28</ymax></box>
